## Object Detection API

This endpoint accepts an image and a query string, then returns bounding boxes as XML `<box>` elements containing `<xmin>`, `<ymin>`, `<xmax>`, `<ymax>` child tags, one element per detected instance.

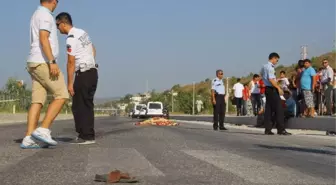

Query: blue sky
<box><xmin>0</xmin><ymin>0</ymin><xmax>334</xmax><ymax>98</ymax></box>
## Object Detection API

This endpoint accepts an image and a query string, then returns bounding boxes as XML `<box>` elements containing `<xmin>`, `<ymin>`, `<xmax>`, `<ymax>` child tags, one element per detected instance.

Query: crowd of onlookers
<box><xmin>232</xmin><ymin>58</ymin><xmax>336</xmax><ymax>120</ymax></box>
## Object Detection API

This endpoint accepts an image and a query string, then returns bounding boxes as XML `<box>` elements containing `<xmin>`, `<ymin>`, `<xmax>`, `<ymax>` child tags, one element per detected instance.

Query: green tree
<box><xmin>175</xmin><ymin>91</ymin><xmax>192</xmax><ymax>114</ymax></box>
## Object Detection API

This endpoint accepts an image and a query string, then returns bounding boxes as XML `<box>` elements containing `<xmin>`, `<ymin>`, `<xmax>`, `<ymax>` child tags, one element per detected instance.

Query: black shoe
<box><xmin>265</xmin><ymin>131</ymin><xmax>274</xmax><ymax>135</ymax></box>
<box><xmin>213</xmin><ymin>127</ymin><xmax>218</xmax><ymax>131</ymax></box>
<box><xmin>219</xmin><ymin>127</ymin><xmax>227</xmax><ymax>131</ymax></box>
<box><xmin>277</xmin><ymin>130</ymin><xmax>292</xmax><ymax>135</ymax></box>
<box><xmin>71</xmin><ymin>138</ymin><xmax>96</xmax><ymax>145</ymax></box>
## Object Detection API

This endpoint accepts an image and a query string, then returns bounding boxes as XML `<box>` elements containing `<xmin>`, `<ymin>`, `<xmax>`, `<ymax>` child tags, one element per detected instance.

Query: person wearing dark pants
<box><xmin>249</xmin><ymin>74</ymin><xmax>262</xmax><ymax>116</ymax></box>
<box><xmin>211</xmin><ymin>70</ymin><xmax>227</xmax><ymax>131</ymax></box>
<box><xmin>233</xmin><ymin>78</ymin><xmax>244</xmax><ymax>116</ymax></box>
<box><xmin>72</xmin><ymin>69</ymin><xmax>98</xmax><ymax>141</ymax></box>
<box><xmin>56</xmin><ymin>12</ymin><xmax>99</xmax><ymax>144</ymax></box>
<box><xmin>260</xmin><ymin>52</ymin><xmax>291</xmax><ymax>135</ymax></box>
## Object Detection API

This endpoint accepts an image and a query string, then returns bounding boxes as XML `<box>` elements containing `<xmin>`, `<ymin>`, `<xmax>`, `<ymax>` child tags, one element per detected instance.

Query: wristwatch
<box><xmin>49</xmin><ymin>59</ymin><xmax>56</xmax><ymax>64</ymax></box>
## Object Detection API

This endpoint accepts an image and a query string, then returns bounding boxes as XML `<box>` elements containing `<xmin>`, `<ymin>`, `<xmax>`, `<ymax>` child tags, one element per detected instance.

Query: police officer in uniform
<box><xmin>211</xmin><ymin>70</ymin><xmax>227</xmax><ymax>131</ymax></box>
<box><xmin>56</xmin><ymin>12</ymin><xmax>99</xmax><ymax>144</ymax></box>
<box><xmin>261</xmin><ymin>53</ymin><xmax>291</xmax><ymax>135</ymax></box>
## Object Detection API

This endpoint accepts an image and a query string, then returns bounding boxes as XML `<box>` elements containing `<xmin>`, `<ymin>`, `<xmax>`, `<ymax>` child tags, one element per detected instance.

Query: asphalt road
<box><xmin>0</xmin><ymin>116</ymin><xmax>335</xmax><ymax>185</ymax></box>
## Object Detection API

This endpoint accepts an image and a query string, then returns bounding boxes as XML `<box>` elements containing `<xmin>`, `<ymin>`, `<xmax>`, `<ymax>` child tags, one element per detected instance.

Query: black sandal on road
<box><xmin>94</xmin><ymin>170</ymin><xmax>139</xmax><ymax>183</ymax></box>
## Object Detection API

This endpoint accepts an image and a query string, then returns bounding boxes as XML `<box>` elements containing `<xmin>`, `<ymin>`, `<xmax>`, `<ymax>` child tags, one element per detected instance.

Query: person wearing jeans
<box><xmin>249</xmin><ymin>74</ymin><xmax>261</xmax><ymax>116</ymax></box>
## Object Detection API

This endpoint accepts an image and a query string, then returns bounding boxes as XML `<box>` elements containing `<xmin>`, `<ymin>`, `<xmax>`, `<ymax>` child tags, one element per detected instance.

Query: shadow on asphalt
<box><xmin>14</xmin><ymin>137</ymin><xmax>75</xmax><ymax>144</ymax></box>
<box><xmin>325</xmin><ymin>145</ymin><xmax>336</xmax><ymax>149</ymax></box>
<box><xmin>256</xmin><ymin>144</ymin><xmax>336</xmax><ymax>156</ymax></box>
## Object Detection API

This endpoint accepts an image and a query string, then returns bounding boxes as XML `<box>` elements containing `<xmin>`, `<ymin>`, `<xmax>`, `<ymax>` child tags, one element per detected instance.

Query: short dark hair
<box><xmin>216</xmin><ymin>69</ymin><xmax>223</xmax><ymax>75</ymax></box>
<box><xmin>40</xmin><ymin>0</ymin><xmax>53</xmax><ymax>3</ymax></box>
<box><xmin>56</xmin><ymin>12</ymin><xmax>73</xmax><ymax>26</ymax></box>
<box><xmin>253</xmin><ymin>74</ymin><xmax>259</xmax><ymax>79</ymax></box>
<box><xmin>298</xmin><ymin>60</ymin><xmax>304</xmax><ymax>68</ymax></box>
<box><xmin>237</xmin><ymin>78</ymin><xmax>241</xmax><ymax>82</ymax></box>
<box><xmin>280</xmin><ymin>70</ymin><xmax>286</xmax><ymax>74</ymax></box>
<box><xmin>268</xmin><ymin>52</ymin><xmax>280</xmax><ymax>60</ymax></box>
<box><xmin>303</xmin><ymin>59</ymin><xmax>311</xmax><ymax>63</ymax></box>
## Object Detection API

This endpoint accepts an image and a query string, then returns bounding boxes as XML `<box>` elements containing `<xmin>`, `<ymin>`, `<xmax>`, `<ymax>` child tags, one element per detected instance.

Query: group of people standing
<box><xmin>231</xmin><ymin>53</ymin><xmax>290</xmax><ymax>135</ymax></box>
<box><xmin>230</xmin><ymin>52</ymin><xmax>335</xmax><ymax>135</ymax></box>
<box><xmin>21</xmin><ymin>0</ymin><xmax>98</xmax><ymax>149</ymax></box>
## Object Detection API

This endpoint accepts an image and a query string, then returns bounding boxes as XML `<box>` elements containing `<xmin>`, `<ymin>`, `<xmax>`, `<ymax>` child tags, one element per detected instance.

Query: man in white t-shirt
<box><xmin>21</xmin><ymin>0</ymin><xmax>69</xmax><ymax>149</ymax></box>
<box><xmin>321</xmin><ymin>59</ymin><xmax>334</xmax><ymax>115</ymax></box>
<box><xmin>249</xmin><ymin>74</ymin><xmax>262</xmax><ymax>116</ymax></box>
<box><xmin>233</xmin><ymin>78</ymin><xmax>244</xmax><ymax>116</ymax></box>
<box><xmin>56</xmin><ymin>12</ymin><xmax>98</xmax><ymax>144</ymax></box>
<box><xmin>278</xmin><ymin>71</ymin><xmax>290</xmax><ymax>91</ymax></box>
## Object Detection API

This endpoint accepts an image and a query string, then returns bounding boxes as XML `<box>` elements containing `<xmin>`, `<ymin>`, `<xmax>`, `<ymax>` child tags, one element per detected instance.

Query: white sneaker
<box><xmin>31</xmin><ymin>127</ymin><xmax>58</xmax><ymax>146</ymax></box>
<box><xmin>20</xmin><ymin>136</ymin><xmax>49</xmax><ymax>149</ymax></box>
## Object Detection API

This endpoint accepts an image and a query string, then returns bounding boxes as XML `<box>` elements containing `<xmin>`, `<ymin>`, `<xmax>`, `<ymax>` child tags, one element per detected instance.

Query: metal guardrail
<box><xmin>170</xmin><ymin>115</ymin><xmax>336</xmax><ymax>132</ymax></box>
<box><xmin>0</xmin><ymin>99</ymin><xmax>19</xmax><ymax>103</ymax></box>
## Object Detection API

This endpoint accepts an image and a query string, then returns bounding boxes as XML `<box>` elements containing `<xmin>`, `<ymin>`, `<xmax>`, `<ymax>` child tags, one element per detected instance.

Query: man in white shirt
<box><xmin>56</xmin><ymin>12</ymin><xmax>98</xmax><ymax>144</ymax></box>
<box><xmin>249</xmin><ymin>74</ymin><xmax>262</xmax><ymax>116</ymax></box>
<box><xmin>278</xmin><ymin>71</ymin><xmax>290</xmax><ymax>91</ymax></box>
<box><xmin>233</xmin><ymin>78</ymin><xmax>244</xmax><ymax>116</ymax></box>
<box><xmin>21</xmin><ymin>0</ymin><xmax>69</xmax><ymax>149</ymax></box>
<box><xmin>321</xmin><ymin>59</ymin><xmax>334</xmax><ymax>115</ymax></box>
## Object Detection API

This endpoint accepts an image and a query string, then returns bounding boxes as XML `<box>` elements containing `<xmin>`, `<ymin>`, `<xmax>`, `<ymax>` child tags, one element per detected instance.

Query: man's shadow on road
<box><xmin>256</xmin><ymin>144</ymin><xmax>336</xmax><ymax>156</ymax></box>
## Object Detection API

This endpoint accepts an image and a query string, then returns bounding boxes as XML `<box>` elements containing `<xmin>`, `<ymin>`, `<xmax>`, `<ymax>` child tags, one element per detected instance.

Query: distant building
<box><xmin>130</xmin><ymin>93</ymin><xmax>151</xmax><ymax>105</ymax></box>
<box><xmin>117</xmin><ymin>103</ymin><xmax>128</xmax><ymax>110</ymax></box>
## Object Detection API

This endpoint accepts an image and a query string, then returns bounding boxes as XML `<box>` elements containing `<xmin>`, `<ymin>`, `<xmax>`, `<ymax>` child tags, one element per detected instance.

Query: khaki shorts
<box><xmin>27</xmin><ymin>62</ymin><xmax>69</xmax><ymax>105</ymax></box>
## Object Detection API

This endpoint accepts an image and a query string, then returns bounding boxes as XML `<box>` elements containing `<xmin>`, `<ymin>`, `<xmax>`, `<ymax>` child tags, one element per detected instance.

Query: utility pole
<box><xmin>171</xmin><ymin>90</ymin><xmax>174</xmax><ymax>113</ymax></box>
<box><xmin>301</xmin><ymin>45</ymin><xmax>308</xmax><ymax>60</ymax></box>
<box><xmin>146</xmin><ymin>80</ymin><xmax>149</xmax><ymax>93</ymax></box>
<box><xmin>226</xmin><ymin>77</ymin><xmax>229</xmax><ymax>113</ymax></box>
<box><xmin>192</xmin><ymin>82</ymin><xmax>195</xmax><ymax>115</ymax></box>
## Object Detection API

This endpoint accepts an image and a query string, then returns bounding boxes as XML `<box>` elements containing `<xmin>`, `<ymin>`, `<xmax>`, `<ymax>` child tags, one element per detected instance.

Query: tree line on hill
<box><xmin>0</xmin><ymin>78</ymin><xmax>71</xmax><ymax>113</ymax></box>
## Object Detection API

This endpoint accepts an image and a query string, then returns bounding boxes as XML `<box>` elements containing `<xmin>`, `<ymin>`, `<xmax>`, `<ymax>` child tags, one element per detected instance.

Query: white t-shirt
<box><xmin>27</xmin><ymin>6</ymin><xmax>59</xmax><ymax>63</ymax></box>
<box><xmin>278</xmin><ymin>77</ymin><xmax>289</xmax><ymax>90</ymax></box>
<box><xmin>232</xmin><ymin>83</ymin><xmax>244</xmax><ymax>98</ymax></box>
<box><xmin>66</xmin><ymin>27</ymin><xmax>95</xmax><ymax>71</ymax></box>
<box><xmin>250</xmin><ymin>81</ymin><xmax>260</xmax><ymax>94</ymax></box>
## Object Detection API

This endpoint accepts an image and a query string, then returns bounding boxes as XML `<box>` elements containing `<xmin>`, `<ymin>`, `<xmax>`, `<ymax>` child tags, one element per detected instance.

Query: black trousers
<box><xmin>251</xmin><ymin>93</ymin><xmax>261</xmax><ymax>116</ymax></box>
<box><xmin>235</xmin><ymin>97</ymin><xmax>243</xmax><ymax>116</ymax></box>
<box><xmin>213</xmin><ymin>94</ymin><xmax>226</xmax><ymax>129</ymax></box>
<box><xmin>264</xmin><ymin>87</ymin><xmax>285</xmax><ymax>132</ymax></box>
<box><xmin>72</xmin><ymin>68</ymin><xmax>98</xmax><ymax>140</ymax></box>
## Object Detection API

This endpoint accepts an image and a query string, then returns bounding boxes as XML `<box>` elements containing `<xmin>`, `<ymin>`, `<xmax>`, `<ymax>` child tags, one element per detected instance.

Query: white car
<box><xmin>145</xmin><ymin>101</ymin><xmax>164</xmax><ymax>118</ymax></box>
<box><xmin>138</xmin><ymin>106</ymin><xmax>147</xmax><ymax>118</ymax></box>
<box><xmin>132</xmin><ymin>104</ymin><xmax>146</xmax><ymax>118</ymax></box>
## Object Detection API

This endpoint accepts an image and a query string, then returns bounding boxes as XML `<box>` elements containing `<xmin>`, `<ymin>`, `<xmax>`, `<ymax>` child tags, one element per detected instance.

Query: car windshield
<box><xmin>149</xmin><ymin>103</ymin><xmax>161</xmax><ymax>109</ymax></box>
<box><xmin>135</xmin><ymin>105</ymin><xmax>142</xmax><ymax>110</ymax></box>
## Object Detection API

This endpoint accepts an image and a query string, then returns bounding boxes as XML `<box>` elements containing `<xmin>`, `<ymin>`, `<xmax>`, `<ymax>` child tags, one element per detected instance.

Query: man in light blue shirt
<box><xmin>260</xmin><ymin>52</ymin><xmax>291</xmax><ymax>135</ymax></box>
<box><xmin>211</xmin><ymin>70</ymin><xmax>227</xmax><ymax>131</ymax></box>
<box><xmin>300</xmin><ymin>59</ymin><xmax>316</xmax><ymax>117</ymax></box>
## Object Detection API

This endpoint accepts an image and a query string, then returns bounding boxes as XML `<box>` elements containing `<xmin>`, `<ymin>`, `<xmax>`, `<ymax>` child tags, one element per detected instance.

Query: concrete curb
<box><xmin>170</xmin><ymin>115</ymin><xmax>336</xmax><ymax>132</ymax></box>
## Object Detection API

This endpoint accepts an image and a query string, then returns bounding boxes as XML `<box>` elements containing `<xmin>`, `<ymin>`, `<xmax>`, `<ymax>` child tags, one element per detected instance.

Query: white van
<box><xmin>145</xmin><ymin>101</ymin><xmax>164</xmax><ymax>118</ymax></box>
<box><xmin>132</xmin><ymin>104</ymin><xmax>146</xmax><ymax>118</ymax></box>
